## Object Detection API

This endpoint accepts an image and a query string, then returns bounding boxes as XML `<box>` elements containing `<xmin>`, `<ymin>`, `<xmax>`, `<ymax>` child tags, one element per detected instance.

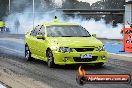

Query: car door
<box><xmin>28</xmin><ymin>25</ymin><xmax>41</xmax><ymax>55</ymax></box>
<box><xmin>35</xmin><ymin>25</ymin><xmax>47</xmax><ymax>60</ymax></box>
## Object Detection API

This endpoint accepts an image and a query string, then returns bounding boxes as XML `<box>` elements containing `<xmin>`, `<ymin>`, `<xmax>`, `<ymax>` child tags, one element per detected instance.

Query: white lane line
<box><xmin>109</xmin><ymin>53</ymin><xmax>132</xmax><ymax>58</ymax></box>
<box><xmin>0</xmin><ymin>45</ymin><xmax>24</xmax><ymax>57</ymax></box>
<box><xmin>0</xmin><ymin>46</ymin><xmax>23</xmax><ymax>54</ymax></box>
<box><xmin>108</xmin><ymin>53</ymin><xmax>132</xmax><ymax>62</ymax></box>
<box><xmin>0</xmin><ymin>84</ymin><xmax>6</xmax><ymax>88</ymax></box>
<box><xmin>0</xmin><ymin>38</ymin><xmax>24</xmax><ymax>44</ymax></box>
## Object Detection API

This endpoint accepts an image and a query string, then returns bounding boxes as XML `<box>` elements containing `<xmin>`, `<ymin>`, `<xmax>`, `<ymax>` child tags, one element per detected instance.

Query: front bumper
<box><xmin>52</xmin><ymin>51</ymin><xmax>107</xmax><ymax>65</ymax></box>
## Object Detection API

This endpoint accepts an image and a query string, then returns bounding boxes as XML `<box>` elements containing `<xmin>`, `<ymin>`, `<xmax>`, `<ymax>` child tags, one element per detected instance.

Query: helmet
<box><xmin>54</xmin><ymin>16</ymin><xmax>57</xmax><ymax>19</ymax></box>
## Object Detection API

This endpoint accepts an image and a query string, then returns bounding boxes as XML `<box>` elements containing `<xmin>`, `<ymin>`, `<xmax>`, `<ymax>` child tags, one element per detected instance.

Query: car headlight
<box><xmin>96</xmin><ymin>45</ymin><xmax>105</xmax><ymax>51</ymax></box>
<box><xmin>56</xmin><ymin>47</ymin><xmax>72</xmax><ymax>53</ymax></box>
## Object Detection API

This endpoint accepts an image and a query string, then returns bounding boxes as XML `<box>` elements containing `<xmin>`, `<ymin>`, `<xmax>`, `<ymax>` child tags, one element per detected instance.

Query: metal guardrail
<box><xmin>57</xmin><ymin>9</ymin><xmax>125</xmax><ymax>12</ymax></box>
<box><xmin>57</xmin><ymin>9</ymin><xmax>125</xmax><ymax>15</ymax></box>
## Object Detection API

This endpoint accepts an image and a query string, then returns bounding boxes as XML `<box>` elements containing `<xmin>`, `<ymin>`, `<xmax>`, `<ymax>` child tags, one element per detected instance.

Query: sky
<box><xmin>77</xmin><ymin>0</ymin><xmax>101</xmax><ymax>4</ymax></box>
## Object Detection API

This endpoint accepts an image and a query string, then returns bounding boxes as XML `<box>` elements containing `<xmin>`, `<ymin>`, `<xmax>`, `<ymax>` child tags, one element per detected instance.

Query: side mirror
<box><xmin>92</xmin><ymin>34</ymin><xmax>96</xmax><ymax>38</ymax></box>
<box><xmin>36</xmin><ymin>35</ymin><xmax>45</xmax><ymax>40</ymax></box>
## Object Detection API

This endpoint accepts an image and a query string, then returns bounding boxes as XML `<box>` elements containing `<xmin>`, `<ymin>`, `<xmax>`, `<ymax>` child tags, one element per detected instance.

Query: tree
<box><xmin>91</xmin><ymin>1</ymin><xmax>104</xmax><ymax>9</ymax></box>
<box><xmin>91</xmin><ymin>1</ymin><xmax>105</xmax><ymax>21</ymax></box>
<box><xmin>104</xmin><ymin>0</ymin><xmax>125</xmax><ymax>9</ymax></box>
<box><xmin>0</xmin><ymin>0</ymin><xmax>9</xmax><ymax>18</ymax></box>
<box><xmin>11</xmin><ymin>0</ymin><xmax>32</xmax><ymax>13</ymax></box>
<box><xmin>103</xmin><ymin>0</ymin><xmax>125</xmax><ymax>23</ymax></box>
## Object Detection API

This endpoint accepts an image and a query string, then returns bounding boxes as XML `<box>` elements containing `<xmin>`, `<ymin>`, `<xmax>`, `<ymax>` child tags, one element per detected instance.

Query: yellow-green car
<box><xmin>25</xmin><ymin>22</ymin><xmax>107</xmax><ymax>68</ymax></box>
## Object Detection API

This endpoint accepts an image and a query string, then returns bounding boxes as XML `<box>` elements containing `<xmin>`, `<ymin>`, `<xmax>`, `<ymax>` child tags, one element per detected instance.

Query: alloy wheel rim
<box><xmin>25</xmin><ymin>47</ymin><xmax>29</xmax><ymax>59</ymax></box>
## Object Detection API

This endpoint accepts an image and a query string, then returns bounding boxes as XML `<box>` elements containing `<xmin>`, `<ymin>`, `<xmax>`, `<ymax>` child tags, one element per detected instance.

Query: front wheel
<box><xmin>25</xmin><ymin>45</ymin><xmax>33</xmax><ymax>61</ymax></box>
<box><xmin>46</xmin><ymin>50</ymin><xmax>55</xmax><ymax>68</ymax></box>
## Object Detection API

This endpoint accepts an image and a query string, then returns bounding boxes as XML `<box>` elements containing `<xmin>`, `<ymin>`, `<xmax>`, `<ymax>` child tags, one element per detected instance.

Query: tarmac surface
<box><xmin>0</xmin><ymin>33</ymin><xmax>132</xmax><ymax>88</ymax></box>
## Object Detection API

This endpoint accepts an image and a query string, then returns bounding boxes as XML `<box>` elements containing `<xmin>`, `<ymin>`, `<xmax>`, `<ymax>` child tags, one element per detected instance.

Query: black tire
<box><xmin>94</xmin><ymin>63</ymin><xmax>104</xmax><ymax>68</ymax></box>
<box><xmin>25</xmin><ymin>45</ymin><xmax>33</xmax><ymax>61</ymax></box>
<box><xmin>46</xmin><ymin>50</ymin><xmax>55</xmax><ymax>68</ymax></box>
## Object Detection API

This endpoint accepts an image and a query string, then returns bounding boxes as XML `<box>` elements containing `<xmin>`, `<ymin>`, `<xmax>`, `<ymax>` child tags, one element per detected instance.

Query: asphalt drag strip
<box><xmin>0</xmin><ymin>35</ymin><xmax>132</xmax><ymax>88</ymax></box>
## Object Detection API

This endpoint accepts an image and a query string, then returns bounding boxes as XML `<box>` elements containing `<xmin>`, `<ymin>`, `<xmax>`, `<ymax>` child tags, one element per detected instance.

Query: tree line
<box><xmin>0</xmin><ymin>0</ymin><xmax>125</xmax><ymax>23</ymax></box>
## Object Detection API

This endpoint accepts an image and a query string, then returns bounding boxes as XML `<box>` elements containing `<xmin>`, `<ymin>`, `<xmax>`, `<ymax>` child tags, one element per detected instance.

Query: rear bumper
<box><xmin>52</xmin><ymin>51</ymin><xmax>107</xmax><ymax>65</ymax></box>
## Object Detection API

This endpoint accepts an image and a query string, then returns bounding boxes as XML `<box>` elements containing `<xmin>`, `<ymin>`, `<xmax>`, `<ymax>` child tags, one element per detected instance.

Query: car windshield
<box><xmin>47</xmin><ymin>25</ymin><xmax>91</xmax><ymax>37</ymax></box>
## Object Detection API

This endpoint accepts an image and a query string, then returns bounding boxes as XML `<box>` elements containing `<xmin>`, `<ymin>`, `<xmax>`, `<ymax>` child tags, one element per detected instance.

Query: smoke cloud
<box><xmin>52</xmin><ymin>0</ymin><xmax>65</xmax><ymax>8</ymax></box>
<box><xmin>69</xmin><ymin>17</ymin><xmax>123</xmax><ymax>39</ymax></box>
<box><xmin>4</xmin><ymin>0</ymin><xmax>123</xmax><ymax>39</ymax></box>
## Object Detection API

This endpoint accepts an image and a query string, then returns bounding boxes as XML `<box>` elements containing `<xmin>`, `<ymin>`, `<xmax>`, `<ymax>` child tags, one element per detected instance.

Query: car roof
<box><xmin>43</xmin><ymin>22</ymin><xmax>79</xmax><ymax>26</ymax></box>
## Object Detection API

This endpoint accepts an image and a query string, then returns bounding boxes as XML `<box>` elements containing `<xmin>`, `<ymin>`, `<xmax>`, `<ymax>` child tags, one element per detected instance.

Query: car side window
<box><xmin>30</xmin><ymin>29</ymin><xmax>37</xmax><ymax>36</ymax></box>
<box><xmin>30</xmin><ymin>25</ymin><xmax>40</xmax><ymax>36</ymax></box>
<box><xmin>37</xmin><ymin>25</ymin><xmax>45</xmax><ymax>36</ymax></box>
<box><xmin>30</xmin><ymin>25</ymin><xmax>45</xmax><ymax>36</ymax></box>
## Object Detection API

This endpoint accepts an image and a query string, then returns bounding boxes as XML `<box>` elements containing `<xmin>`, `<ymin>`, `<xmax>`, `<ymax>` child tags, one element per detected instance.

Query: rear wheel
<box><xmin>46</xmin><ymin>50</ymin><xmax>55</xmax><ymax>68</ymax></box>
<box><xmin>25</xmin><ymin>45</ymin><xmax>33</xmax><ymax>61</ymax></box>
